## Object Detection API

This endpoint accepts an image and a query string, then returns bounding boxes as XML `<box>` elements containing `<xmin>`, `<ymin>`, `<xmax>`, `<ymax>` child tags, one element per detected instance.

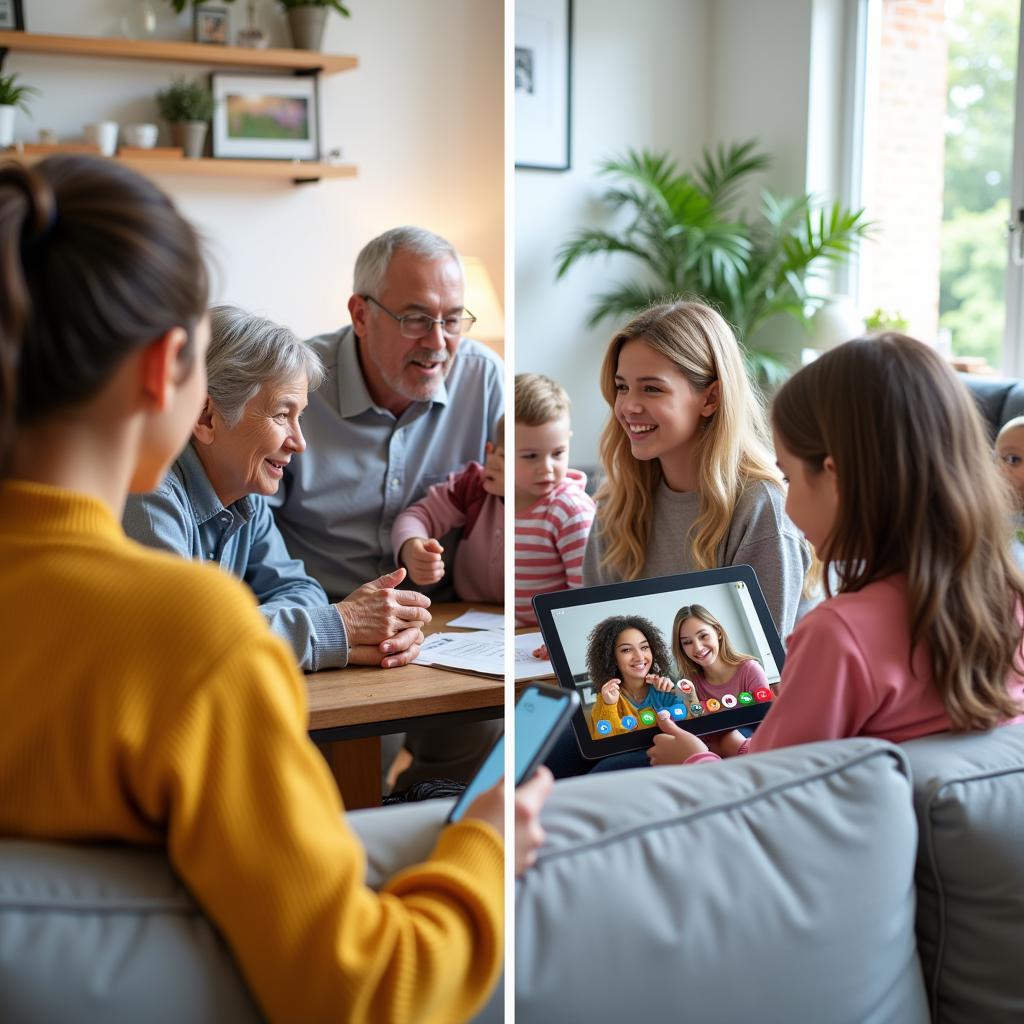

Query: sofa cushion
<box><xmin>0</xmin><ymin>841</ymin><xmax>262</xmax><ymax>1023</ymax></box>
<box><xmin>901</xmin><ymin>725</ymin><xmax>1024</xmax><ymax>1024</ymax></box>
<box><xmin>960</xmin><ymin>375</ymin><xmax>1024</xmax><ymax>437</ymax></box>
<box><xmin>516</xmin><ymin>738</ymin><xmax>929</xmax><ymax>1024</ymax></box>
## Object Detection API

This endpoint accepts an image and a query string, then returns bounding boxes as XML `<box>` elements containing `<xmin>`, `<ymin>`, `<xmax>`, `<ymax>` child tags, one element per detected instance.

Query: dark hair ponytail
<box><xmin>0</xmin><ymin>155</ymin><xmax>209</xmax><ymax>468</ymax></box>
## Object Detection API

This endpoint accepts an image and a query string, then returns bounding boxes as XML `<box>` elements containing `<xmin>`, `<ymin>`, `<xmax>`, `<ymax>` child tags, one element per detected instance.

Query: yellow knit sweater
<box><xmin>0</xmin><ymin>481</ymin><xmax>503</xmax><ymax>1024</ymax></box>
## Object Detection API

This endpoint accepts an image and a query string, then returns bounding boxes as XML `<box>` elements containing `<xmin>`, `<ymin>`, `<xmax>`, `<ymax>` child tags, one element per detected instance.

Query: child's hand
<box><xmin>647</xmin><ymin>674</ymin><xmax>675</xmax><ymax>693</ymax></box>
<box><xmin>399</xmin><ymin>537</ymin><xmax>445</xmax><ymax>586</ymax></box>
<box><xmin>704</xmin><ymin>729</ymin><xmax>747</xmax><ymax>758</ymax></box>
<box><xmin>532</xmin><ymin>643</ymin><xmax>549</xmax><ymax>660</ymax></box>
<box><xmin>600</xmin><ymin>678</ymin><xmax>621</xmax><ymax>705</ymax></box>
<box><xmin>648</xmin><ymin>711</ymin><xmax>709</xmax><ymax>765</ymax></box>
<box><xmin>482</xmin><ymin>442</ymin><xmax>504</xmax><ymax>497</ymax></box>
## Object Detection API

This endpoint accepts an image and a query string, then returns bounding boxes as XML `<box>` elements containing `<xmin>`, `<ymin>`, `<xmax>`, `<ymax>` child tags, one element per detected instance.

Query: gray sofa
<box><xmin>516</xmin><ymin>727</ymin><xmax>1024</xmax><ymax>1023</ymax></box>
<box><xmin>960</xmin><ymin>373</ymin><xmax>1024</xmax><ymax>436</ymax></box>
<box><xmin>0</xmin><ymin>799</ymin><xmax>503</xmax><ymax>1023</ymax></box>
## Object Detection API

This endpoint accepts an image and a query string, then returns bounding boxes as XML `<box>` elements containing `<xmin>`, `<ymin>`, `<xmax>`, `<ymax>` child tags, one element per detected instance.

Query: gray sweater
<box><xmin>581</xmin><ymin>479</ymin><xmax>812</xmax><ymax>640</ymax></box>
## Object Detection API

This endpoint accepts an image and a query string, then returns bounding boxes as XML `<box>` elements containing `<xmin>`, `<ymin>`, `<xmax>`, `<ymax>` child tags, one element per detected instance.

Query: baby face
<box><xmin>514</xmin><ymin>414</ymin><xmax>570</xmax><ymax>508</ymax></box>
<box><xmin>996</xmin><ymin>425</ymin><xmax>1024</xmax><ymax>503</ymax></box>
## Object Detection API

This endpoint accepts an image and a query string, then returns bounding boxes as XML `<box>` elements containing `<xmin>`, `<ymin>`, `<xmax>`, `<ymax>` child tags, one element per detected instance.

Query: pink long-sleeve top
<box><xmin>391</xmin><ymin>461</ymin><xmax>503</xmax><ymax>605</ymax></box>
<box><xmin>686</xmin><ymin>574</ymin><xmax>1024</xmax><ymax>764</ymax></box>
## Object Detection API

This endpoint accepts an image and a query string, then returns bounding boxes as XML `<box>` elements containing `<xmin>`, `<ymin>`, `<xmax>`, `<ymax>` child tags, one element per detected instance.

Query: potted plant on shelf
<box><xmin>279</xmin><ymin>0</ymin><xmax>351</xmax><ymax>52</ymax></box>
<box><xmin>555</xmin><ymin>141</ymin><xmax>873</xmax><ymax>384</ymax></box>
<box><xmin>0</xmin><ymin>73</ymin><xmax>39</xmax><ymax>149</ymax></box>
<box><xmin>156</xmin><ymin>77</ymin><xmax>214</xmax><ymax>159</ymax></box>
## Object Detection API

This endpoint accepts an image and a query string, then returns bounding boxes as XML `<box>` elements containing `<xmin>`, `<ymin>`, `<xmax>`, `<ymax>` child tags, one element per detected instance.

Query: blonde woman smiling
<box><xmin>581</xmin><ymin>301</ymin><xmax>811</xmax><ymax>639</ymax></box>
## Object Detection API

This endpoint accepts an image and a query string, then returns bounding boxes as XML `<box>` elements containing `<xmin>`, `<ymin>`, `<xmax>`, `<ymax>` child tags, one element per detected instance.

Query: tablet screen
<box><xmin>533</xmin><ymin>567</ymin><xmax>786</xmax><ymax>757</ymax></box>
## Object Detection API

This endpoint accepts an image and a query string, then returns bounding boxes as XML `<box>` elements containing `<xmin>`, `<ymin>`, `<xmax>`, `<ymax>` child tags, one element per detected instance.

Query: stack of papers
<box><xmin>414</xmin><ymin>630</ymin><xmax>504</xmax><ymax>678</ymax></box>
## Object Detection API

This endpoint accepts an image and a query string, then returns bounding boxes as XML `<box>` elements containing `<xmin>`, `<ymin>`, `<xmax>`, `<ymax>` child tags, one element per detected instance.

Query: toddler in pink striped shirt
<box><xmin>514</xmin><ymin>374</ymin><xmax>596</xmax><ymax>627</ymax></box>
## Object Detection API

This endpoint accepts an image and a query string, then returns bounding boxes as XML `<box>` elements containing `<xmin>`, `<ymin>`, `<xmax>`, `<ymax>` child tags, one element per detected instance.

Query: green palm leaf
<box><xmin>555</xmin><ymin>141</ymin><xmax>872</xmax><ymax>382</ymax></box>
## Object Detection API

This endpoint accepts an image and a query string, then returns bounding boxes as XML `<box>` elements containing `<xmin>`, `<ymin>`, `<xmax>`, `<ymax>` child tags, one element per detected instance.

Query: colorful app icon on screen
<box><xmin>689</xmin><ymin>703</ymin><xmax>704</xmax><ymax>717</ymax></box>
<box><xmin>621</xmin><ymin>715</ymin><xmax>637</xmax><ymax>730</ymax></box>
<box><xmin>737</xmin><ymin>691</ymin><xmax>754</xmax><ymax>706</ymax></box>
<box><xmin>638</xmin><ymin>708</ymin><xmax>657</xmax><ymax>727</ymax></box>
<box><xmin>705</xmin><ymin>698</ymin><xmax>721</xmax><ymax>713</ymax></box>
<box><xmin>596</xmin><ymin>720</ymin><xmax>612</xmax><ymax>735</ymax></box>
<box><xmin>678</xmin><ymin>680</ymin><xmax>694</xmax><ymax>694</ymax></box>
<box><xmin>721</xmin><ymin>693</ymin><xmax>737</xmax><ymax>709</ymax></box>
<box><xmin>670</xmin><ymin>704</ymin><xmax>688</xmax><ymax>720</ymax></box>
<box><xmin>754</xmin><ymin>687</ymin><xmax>772</xmax><ymax>703</ymax></box>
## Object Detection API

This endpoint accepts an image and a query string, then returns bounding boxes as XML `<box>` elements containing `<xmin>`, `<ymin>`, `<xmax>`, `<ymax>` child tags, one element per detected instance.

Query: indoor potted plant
<box><xmin>156</xmin><ymin>77</ymin><xmax>214</xmax><ymax>159</ymax></box>
<box><xmin>0</xmin><ymin>73</ymin><xmax>39</xmax><ymax>149</ymax></box>
<box><xmin>555</xmin><ymin>141</ymin><xmax>873</xmax><ymax>384</ymax></box>
<box><xmin>279</xmin><ymin>0</ymin><xmax>351</xmax><ymax>52</ymax></box>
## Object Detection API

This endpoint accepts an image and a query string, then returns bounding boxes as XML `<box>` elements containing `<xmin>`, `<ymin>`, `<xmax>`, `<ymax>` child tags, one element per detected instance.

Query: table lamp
<box><xmin>462</xmin><ymin>257</ymin><xmax>505</xmax><ymax>355</ymax></box>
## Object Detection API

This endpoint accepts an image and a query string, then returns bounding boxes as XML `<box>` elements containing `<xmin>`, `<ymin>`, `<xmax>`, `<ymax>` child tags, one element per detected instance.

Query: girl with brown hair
<box><xmin>649</xmin><ymin>334</ymin><xmax>1024</xmax><ymax>766</ymax></box>
<box><xmin>672</xmin><ymin>604</ymin><xmax>770</xmax><ymax>706</ymax></box>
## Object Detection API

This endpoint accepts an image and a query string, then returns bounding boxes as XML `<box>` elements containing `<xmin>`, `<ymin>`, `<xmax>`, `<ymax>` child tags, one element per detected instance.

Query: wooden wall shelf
<box><xmin>0</xmin><ymin>30</ymin><xmax>358</xmax><ymax>75</ymax></box>
<box><xmin>6</xmin><ymin>151</ymin><xmax>357</xmax><ymax>184</ymax></box>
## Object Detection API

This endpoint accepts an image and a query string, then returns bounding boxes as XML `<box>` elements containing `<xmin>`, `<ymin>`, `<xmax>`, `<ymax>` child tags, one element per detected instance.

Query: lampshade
<box><xmin>462</xmin><ymin>256</ymin><xmax>505</xmax><ymax>347</ymax></box>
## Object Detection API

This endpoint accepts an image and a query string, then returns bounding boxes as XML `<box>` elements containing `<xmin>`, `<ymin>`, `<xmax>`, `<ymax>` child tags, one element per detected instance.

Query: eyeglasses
<box><xmin>363</xmin><ymin>295</ymin><xmax>477</xmax><ymax>340</ymax></box>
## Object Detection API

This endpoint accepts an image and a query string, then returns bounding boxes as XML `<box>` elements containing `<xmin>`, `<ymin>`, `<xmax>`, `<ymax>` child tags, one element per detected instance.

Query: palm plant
<box><xmin>555</xmin><ymin>141</ymin><xmax>872</xmax><ymax>383</ymax></box>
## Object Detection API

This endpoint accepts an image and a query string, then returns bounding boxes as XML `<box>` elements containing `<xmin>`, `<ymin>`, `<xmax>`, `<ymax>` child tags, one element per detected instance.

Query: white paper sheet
<box><xmin>514</xmin><ymin>631</ymin><xmax>555</xmax><ymax>681</ymax></box>
<box><xmin>446</xmin><ymin>610</ymin><xmax>505</xmax><ymax>631</ymax></box>
<box><xmin>414</xmin><ymin>631</ymin><xmax>505</xmax><ymax>677</ymax></box>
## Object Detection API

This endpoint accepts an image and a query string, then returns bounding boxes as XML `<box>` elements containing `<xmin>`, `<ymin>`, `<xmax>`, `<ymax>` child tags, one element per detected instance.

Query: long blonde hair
<box><xmin>595</xmin><ymin>301</ymin><xmax>780</xmax><ymax>580</ymax></box>
<box><xmin>671</xmin><ymin>604</ymin><xmax>755</xmax><ymax>678</ymax></box>
<box><xmin>773</xmin><ymin>334</ymin><xmax>1024</xmax><ymax>731</ymax></box>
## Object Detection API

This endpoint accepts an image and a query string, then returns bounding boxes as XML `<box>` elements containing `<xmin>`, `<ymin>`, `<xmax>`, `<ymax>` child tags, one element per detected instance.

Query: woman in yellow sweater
<box><xmin>0</xmin><ymin>154</ymin><xmax>541</xmax><ymax>1023</ymax></box>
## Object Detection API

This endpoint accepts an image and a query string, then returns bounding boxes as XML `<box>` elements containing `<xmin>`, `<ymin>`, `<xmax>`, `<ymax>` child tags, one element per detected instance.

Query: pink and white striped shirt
<box><xmin>515</xmin><ymin>470</ymin><xmax>596</xmax><ymax>626</ymax></box>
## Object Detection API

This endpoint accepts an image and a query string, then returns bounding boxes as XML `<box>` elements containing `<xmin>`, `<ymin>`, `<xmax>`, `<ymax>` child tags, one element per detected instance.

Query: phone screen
<box><xmin>448</xmin><ymin>735</ymin><xmax>504</xmax><ymax>823</ymax></box>
<box><xmin>514</xmin><ymin>686</ymin><xmax>575</xmax><ymax>783</ymax></box>
<box><xmin>448</xmin><ymin>686</ymin><xmax>577</xmax><ymax>823</ymax></box>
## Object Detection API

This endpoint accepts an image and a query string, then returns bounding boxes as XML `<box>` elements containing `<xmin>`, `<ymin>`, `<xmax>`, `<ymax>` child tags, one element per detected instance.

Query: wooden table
<box><xmin>307</xmin><ymin>603</ymin><xmax>504</xmax><ymax>810</ymax></box>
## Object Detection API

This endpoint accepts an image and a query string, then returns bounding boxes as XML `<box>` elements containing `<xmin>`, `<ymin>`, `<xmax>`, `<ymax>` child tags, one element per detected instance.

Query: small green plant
<box><xmin>863</xmin><ymin>308</ymin><xmax>910</xmax><ymax>333</ymax></box>
<box><xmin>165</xmin><ymin>0</ymin><xmax>237</xmax><ymax>14</ymax></box>
<box><xmin>156</xmin><ymin>77</ymin><xmax>215</xmax><ymax>122</ymax></box>
<box><xmin>279</xmin><ymin>0</ymin><xmax>351</xmax><ymax>15</ymax></box>
<box><xmin>0</xmin><ymin>73</ymin><xmax>39</xmax><ymax>113</ymax></box>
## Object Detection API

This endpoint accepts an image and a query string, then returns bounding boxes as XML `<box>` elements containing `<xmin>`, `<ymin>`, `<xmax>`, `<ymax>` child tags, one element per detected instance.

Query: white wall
<box><xmin>514</xmin><ymin>0</ymin><xmax>710</xmax><ymax>468</ymax></box>
<box><xmin>9</xmin><ymin>0</ymin><xmax>503</xmax><ymax>340</ymax></box>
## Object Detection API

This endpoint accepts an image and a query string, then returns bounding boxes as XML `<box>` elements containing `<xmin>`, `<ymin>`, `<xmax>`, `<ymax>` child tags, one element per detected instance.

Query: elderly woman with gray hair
<box><xmin>124</xmin><ymin>305</ymin><xmax>430</xmax><ymax>671</ymax></box>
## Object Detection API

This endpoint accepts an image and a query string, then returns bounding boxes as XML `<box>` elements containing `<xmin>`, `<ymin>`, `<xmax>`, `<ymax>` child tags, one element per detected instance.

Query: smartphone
<box><xmin>447</xmin><ymin>684</ymin><xmax>580</xmax><ymax>823</ymax></box>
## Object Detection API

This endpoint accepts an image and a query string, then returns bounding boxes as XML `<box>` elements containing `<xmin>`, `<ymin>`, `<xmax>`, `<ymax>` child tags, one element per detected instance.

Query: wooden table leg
<box><xmin>316</xmin><ymin>736</ymin><xmax>383</xmax><ymax>810</ymax></box>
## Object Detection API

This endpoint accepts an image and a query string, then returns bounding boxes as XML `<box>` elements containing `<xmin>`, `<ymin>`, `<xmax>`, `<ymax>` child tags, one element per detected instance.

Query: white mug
<box><xmin>123</xmin><ymin>123</ymin><xmax>159</xmax><ymax>149</ymax></box>
<box><xmin>84</xmin><ymin>121</ymin><xmax>118</xmax><ymax>157</ymax></box>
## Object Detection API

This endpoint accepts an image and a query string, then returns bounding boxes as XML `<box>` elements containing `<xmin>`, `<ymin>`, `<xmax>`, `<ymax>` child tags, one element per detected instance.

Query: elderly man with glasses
<box><xmin>270</xmin><ymin>226</ymin><xmax>504</xmax><ymax>791</ymax></box>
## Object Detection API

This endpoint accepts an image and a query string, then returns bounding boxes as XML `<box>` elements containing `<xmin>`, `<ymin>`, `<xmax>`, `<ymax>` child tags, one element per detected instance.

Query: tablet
<box><xmin>532</xmin><ymin>565</ymin><xmax>786</xmax><ymax>761</ymax></box>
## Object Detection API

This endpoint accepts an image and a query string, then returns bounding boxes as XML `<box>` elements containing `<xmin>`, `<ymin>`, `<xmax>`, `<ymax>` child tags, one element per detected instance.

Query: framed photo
<box><xmin>211</xmin><ymin>73</ymin><xmax>320</xmax><ymax>161</ymax></box>
<box><xmin>515</xmin><ymin>0</ymin><xmax>572</xmax><ymax>171</ymax></box>
<box><xmin>194</xmin><ymin>6</ymin><xmax>229</xmax><ymax>45</ymax></box>
<box><xmin>0</xmin><ymin>0</ymin><xmax>25</xmax><ymax>31</ymax></box>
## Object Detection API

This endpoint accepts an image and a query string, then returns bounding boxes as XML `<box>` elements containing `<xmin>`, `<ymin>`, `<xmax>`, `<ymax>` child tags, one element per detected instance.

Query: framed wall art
<box><xmin>515</xmin><ymin>0</ymin><xmax>572</xmax><ymax>171</ymax></box>
<box><xmin>211</xmin><ymin>73</ymin><xmax>320</xmax><ymax>161</ymax></box>
<box><xmin>0</xmin><ymin>0</ymin><xmax>25</xmax><ymax>31</ymax></box>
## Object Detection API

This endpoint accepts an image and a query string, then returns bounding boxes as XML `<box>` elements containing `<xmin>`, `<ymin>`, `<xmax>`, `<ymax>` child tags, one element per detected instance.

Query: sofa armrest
<box><xmin>516</xmin><ymin>737</ymin><xmax>929</xmax><ymax>1024</ymax></box>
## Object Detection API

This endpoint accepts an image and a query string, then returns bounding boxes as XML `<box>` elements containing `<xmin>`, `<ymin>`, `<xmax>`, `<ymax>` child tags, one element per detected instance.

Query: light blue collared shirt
<box><xmin>268</xmin><ymin>325</ymin><xmax>504</xmax><ymax>601</ymax></box>
<box><xmin>123</xmin><ymin>442</ymin><xmax>347</xmax><ymax>671</ymax></box>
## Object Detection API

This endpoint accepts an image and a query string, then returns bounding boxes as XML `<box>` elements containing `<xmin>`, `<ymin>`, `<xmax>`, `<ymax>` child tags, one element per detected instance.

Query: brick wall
<box><xmin>860</xmin><ymin>0</ymin><xmax>948</xmax><ymax>340</ymax></box>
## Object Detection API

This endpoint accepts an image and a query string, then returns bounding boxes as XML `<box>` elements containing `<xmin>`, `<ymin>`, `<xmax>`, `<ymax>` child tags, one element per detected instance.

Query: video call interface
<box><xmin>547</xmin><ymin>581</ymin><xmax>781</xmax><ymax>741</ymax></box>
